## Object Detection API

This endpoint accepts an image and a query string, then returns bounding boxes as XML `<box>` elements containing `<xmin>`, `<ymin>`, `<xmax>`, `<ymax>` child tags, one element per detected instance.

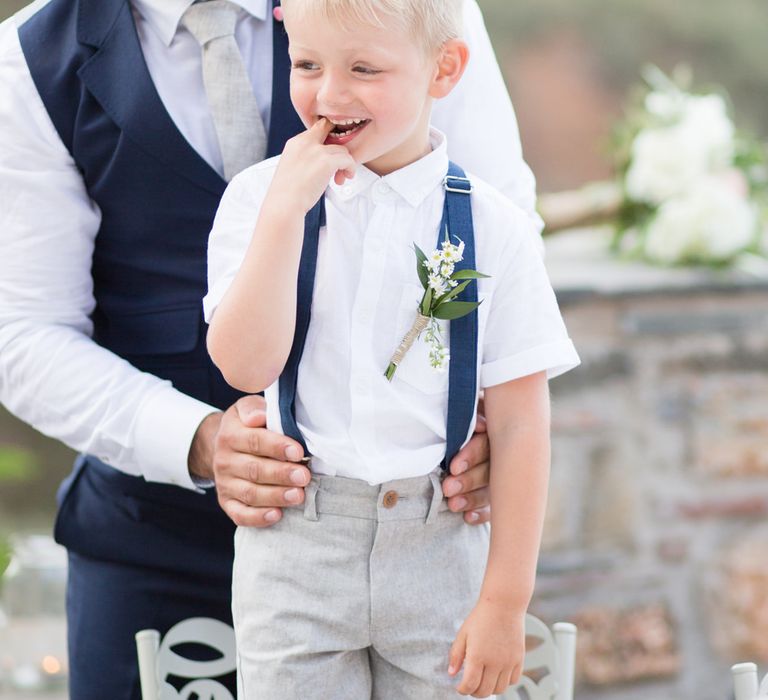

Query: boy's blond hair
<box><xmin>282</xmin><ymin>0</ymin><xmax>464</xmax><ymax>53</ymax></box>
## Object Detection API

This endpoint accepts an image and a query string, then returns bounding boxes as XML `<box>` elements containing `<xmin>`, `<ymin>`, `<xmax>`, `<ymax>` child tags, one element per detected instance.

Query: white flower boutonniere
<box><xmin>384</xmin><ymin>233</ymin><xmax>489</xmax><ymax>381</ymax></box>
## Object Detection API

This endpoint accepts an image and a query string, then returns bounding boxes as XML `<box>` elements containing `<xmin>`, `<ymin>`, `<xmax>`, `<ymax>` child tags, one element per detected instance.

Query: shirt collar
<box><xmin>131</xmin><ymin>0</ymin><xmax>269</xmax><ymax>47</ymax></box>
<box><xmin>328</xmin><ymin>128</ymin><xmax>450</xmax><ymax>208</ymax></box>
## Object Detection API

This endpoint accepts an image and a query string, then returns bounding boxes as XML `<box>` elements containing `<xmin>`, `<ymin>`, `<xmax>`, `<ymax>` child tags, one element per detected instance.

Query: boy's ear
<box><xmin>429</xmin><ymin>39</ymin><xmax>470</xmax><ymax>99</ymax></box>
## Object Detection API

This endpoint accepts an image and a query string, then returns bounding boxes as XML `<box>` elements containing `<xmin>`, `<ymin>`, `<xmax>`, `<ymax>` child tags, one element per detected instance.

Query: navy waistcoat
<box><xmin>18</xmin><ymin>0</ymin><xmax>304</xmax><ymax>412</ymax></box>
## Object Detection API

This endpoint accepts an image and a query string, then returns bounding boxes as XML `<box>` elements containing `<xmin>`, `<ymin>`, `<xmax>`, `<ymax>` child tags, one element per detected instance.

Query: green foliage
<box><xmin>0</xmin><ymin>446</ymin><xmax>39</xmax><ymax>482</ymax></box>
<box><xmin>0</xmin><ymin>535</ymin><xmax>9</xmax><ymax>578</ymax></box>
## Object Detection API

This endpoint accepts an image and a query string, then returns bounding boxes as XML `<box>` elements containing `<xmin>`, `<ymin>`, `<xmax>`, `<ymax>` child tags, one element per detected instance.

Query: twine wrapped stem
<box><xmin>384</xmin><ymin>312</ymin><xmax>430</xmax><ymax>381</ymax></box>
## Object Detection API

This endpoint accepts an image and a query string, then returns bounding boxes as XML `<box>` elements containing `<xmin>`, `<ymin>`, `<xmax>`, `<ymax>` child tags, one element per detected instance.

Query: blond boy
<box><xmin>204</xmin><ymin>0</ymin><xmax>579</xmax><ymax>696</ymax></box>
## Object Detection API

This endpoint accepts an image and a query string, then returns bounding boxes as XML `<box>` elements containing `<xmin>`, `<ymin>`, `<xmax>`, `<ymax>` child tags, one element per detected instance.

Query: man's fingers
<box><xmin>224</xmin><ymin>424</ymin><xmax>306</xmax><ymax>463</ymax></box>
<box><xmin>475</xmin><ymin>393</ymin><xmax>486</xmax><ymax>431</ymax></box>
<box><xmin>447</xmin><ymin>486</ymin><xmax>489</xmax><ymax>516</ymax></box>
<box><xmin>223</xmin><ymin>477</ymin><xmax>306</xmax><ymax>508</ymax></box>
<box><xmin>234</xmin><ymin>394</ymin><xmax>267</xmax><ymax>427</ymax></box>
<box><xmin>449</xmin><ymin>430</ymin><xmax>490</xmax><ymax>477</ymax></box>
<box><xmin>444</xmin><ymin>457</ymin><xmax>490</xmax><ymax>499</ymax></box>
<box><xmin>464</xmin><ymin>506</ymin><xmax>490</xmax><ymax>526</ymax></box>
<box><xmin>224</xmin><ymin>453</ymin><xmax>311</xmax><ymax>488</ymax></box>
<box><xmin>221</xmin><ymin>499</ymin><xmax>283</xmax><ymax>528</ymax></box>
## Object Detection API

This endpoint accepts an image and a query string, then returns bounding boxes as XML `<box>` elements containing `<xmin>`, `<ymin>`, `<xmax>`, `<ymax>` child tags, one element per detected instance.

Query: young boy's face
<box><xmin>284</xmin><ymin>9</ymin><xmax>437</xmax><ymax>176</ymax></box>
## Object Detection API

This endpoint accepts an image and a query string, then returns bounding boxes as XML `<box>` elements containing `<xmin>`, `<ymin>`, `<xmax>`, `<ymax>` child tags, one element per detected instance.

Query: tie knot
<box><xmin>182</xmin><ymin>0</ymin><xmax>239</xmax><ymax>45</ymax></box>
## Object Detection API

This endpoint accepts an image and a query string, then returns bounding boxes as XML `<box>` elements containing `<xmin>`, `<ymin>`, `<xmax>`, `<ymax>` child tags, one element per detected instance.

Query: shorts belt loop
<box><xmin>426</xmin><ymin>470</ymin><xmax>443</xmax><ymax>525</ymax></box>
<box><xmin>303</xmin><ymin>480</ymin><xmax>319</xmax><ymax>521</ymax></box>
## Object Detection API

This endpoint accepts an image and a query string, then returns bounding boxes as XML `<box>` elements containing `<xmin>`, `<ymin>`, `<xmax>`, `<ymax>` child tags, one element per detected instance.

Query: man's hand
<box><xmin>443</xmin><ymin>398</ymin><xmax>491</xmax><ymax>525</ymax></box>
<box><xmin>190</xmin><ymin>395</ymin><xmax>311</xmax><ymax>527</ymax></box>
<box><xmin>191</xmin><ymin>393</ymin><xmax>491</xmax><ymax>527</ymax></box>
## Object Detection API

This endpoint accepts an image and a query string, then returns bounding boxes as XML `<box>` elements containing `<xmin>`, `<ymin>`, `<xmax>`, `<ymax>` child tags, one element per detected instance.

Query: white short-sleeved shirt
<box><xmin>204</xmin><ymin>129</ymin><xmax>579</xmax><ymax>484</ymax></box>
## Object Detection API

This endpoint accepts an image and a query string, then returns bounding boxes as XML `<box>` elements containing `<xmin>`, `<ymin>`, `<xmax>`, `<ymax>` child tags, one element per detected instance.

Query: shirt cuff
<box><xmin>132</xmin><ymin>384</ymin><xmax>220</xmax><ymax>491</ymax></box>
<box><xmin>480</xmin><ymin>339</ymin><xmax>581</xmax><ymax>388</ymax></box>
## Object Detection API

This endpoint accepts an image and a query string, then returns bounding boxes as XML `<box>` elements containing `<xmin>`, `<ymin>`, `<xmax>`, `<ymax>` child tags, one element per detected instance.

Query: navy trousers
<box><xmin>56</xmin><ymin>457</ymin><xmax>236</xmax><ymax>699</ymax></box>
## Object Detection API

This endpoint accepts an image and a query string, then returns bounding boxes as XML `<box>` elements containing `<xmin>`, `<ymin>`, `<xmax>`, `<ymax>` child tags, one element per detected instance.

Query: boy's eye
<box><xmin>352</xmin><ymin>66</ymin><xmax>381</xmax><ymax>75</ymax></box>
<box><xmin>292</xmin><ymin>61</ymin><xmax>319</xmax><ymax>71</ymax></box>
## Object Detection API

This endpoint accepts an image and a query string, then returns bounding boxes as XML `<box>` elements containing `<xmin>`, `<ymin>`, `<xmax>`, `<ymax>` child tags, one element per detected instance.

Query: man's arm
<box><xmin>431</xmin><ymin>0</ymin><xmax>543</xmax><ymax>237</ymax></box>
<box><xmin>0</xmin><ymin>20</ymin><xmax>213</xmax><ymax>489</ymax></box>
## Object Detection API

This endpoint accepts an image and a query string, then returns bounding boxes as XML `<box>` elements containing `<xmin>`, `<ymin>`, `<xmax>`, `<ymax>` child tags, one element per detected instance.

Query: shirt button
<box><xmin>382</xmin><ymin>490</ymin><xmax>399</xmax><ymax>509</ymax></box>
<box><xmin>375</xmin><ymin>181</ymin><xmax>391</xmax><ymax>195</ymax></box>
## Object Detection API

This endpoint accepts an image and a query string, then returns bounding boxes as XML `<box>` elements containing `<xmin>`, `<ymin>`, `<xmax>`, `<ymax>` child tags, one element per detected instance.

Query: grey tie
<box><xmin>182</xmin><ymin>0</ymin><xmax>268</xmax><ymax>180</ymax></box>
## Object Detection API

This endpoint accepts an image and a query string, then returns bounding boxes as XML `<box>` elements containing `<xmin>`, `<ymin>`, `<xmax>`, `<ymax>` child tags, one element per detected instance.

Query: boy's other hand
<box><xmin>448</xmin><ymin>601</ymin><xmax>525</xmax><ymax>697</ymax></box>
<box><xmin>211</xmin><ymin>395</ymin><xmax>311</xmax><ymax>527</ymax></box>
<box><xmin>444</xmin><ymin>396</ymin><xmax>490</xmax><ymax>525</ymax></box>
<box><xmin>268</xmin><ymin>118</ymin><xmax>356</xmax><ymax>214</ymax></box>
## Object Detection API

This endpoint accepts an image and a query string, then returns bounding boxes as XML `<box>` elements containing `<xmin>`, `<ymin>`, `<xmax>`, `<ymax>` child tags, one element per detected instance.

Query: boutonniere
<box><xmin>273</xmin><ymin>2</ymin><xmax>284</xmax><ymax>22</ymax></box>
<box><xmin>384</xmin><ymin>233</ymin><xmax>489</xmax><ymax>381</ymax></box>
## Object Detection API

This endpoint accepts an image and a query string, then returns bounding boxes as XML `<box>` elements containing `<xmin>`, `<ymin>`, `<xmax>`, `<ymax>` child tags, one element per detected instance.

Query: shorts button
<box><xmin>382</xmin><ymin>490</ymin><xmax>399</xmax><ymax>508</ymax></box>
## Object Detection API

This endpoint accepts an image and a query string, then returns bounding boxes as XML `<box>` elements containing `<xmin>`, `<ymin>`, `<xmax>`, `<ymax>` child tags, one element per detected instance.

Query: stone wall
<box><xmin>534</xmin><ymin>229</ymin><xmax>768</xmax><ymax>699</ymax></box>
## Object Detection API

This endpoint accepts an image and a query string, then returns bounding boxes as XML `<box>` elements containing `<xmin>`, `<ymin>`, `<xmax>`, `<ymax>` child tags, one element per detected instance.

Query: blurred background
<box><xmin>1</xmin><ymin>0</ymin><xmax>767</xmax><ymax>698</ymax></box>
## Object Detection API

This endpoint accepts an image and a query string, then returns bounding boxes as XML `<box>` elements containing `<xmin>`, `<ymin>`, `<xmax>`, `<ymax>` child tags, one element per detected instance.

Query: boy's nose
<box><xmin>317</xmin><ymin>73</ymin><xmax>352</xmax><ymax>107</ymax></box>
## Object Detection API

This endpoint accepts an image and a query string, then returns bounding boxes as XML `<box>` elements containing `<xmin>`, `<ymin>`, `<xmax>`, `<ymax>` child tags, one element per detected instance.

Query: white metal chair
<box><xmin>732</xmin><ymin>662</ymin><xmax>768</xmax><ymax>700</ymax></box>
<box><xmin>502</xmin><ymin>614</ymin><xmax>577</xmax><ymax>700</ymax></box>
<box><xmin>136</xmin><ymin>613</ymin><xmax>576</xmax><ymax>700</ymax></box>
<box><xmin>135</xmin><ymin>617</ymin><xmax>236</xmax><ymax>700</ymax></box>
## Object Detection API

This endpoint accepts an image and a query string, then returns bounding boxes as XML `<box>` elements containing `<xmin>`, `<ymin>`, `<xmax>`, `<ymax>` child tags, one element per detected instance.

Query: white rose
<box><xmin>625</xmin><ymin>127</ymin><xmax>709</xmax><ymax>204</ymax></box>
<box><xmin>680</xmin><ymin>94</ymin><xmax>734</xmax><ymax>169</ymax></box>
<box><xmin>644</xmin><ymin>178</ymin><xmax>757</xmax><ymax>264</ymax></box>
<box><xmin>625</xmin><ymin>94</ymin><xmax>735</xmax><ymax>205</ymax></box>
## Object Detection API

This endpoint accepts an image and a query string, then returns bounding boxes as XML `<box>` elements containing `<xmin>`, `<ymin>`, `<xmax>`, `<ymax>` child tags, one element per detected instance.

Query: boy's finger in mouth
<box><xmin>320</xmin><ymin>115</ymin><xmax>371</xmax><ymax>145</ymax></box>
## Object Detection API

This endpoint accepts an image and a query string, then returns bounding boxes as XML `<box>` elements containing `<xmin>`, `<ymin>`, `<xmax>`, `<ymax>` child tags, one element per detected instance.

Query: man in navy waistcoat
<box><xmin>0</xmin><ymin>0</ymin><xmax>542</xmax><ymax>696</ymax></box>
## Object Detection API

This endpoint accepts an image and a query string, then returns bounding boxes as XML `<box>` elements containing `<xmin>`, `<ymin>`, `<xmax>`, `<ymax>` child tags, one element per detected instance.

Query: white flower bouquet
<box><xmin>613</xmin><ymin>66</ymin><xmax>768</xmax><ymax>267</ymax></box>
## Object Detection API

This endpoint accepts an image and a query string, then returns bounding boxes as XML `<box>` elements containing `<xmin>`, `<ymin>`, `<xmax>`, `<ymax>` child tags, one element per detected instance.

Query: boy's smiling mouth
<box><xmin>322</xmin><ymin>116</ymin><xmax>371</xmax><ymax>145</ymax></box>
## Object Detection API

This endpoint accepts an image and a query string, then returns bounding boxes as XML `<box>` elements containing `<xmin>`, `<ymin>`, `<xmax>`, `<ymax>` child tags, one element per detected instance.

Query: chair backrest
<box><xmin>135</xmin><ymin>617</ymin><xmax>236</xmax><ymax>700</ymax></box>
<box><xmin>502</xmin><ymin>614</ymin><xmax>577</xmax><ymax>700</ymax></box>
<box><xmin>137</xmin><ymin>613</ymin><xmax>576</xmax><ymax>700</ymax></box>
<box><xmin>732</xmin><ymin>662</ymin><xmax>768</xmax><ymax>700</ymax></box>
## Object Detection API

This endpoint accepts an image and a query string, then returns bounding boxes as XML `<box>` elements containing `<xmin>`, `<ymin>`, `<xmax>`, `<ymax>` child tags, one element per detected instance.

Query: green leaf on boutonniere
<box><xmin>414</xmin><ymin>243</ymin><xmax>429</xmax><ymax>289</ymax></box>
<box><xmin>450</xmin><ymin>269</ymin><xmax>491</xmax><ymax>280</ymax></box>
<box><xmin>420</xmin><ymin>286</ymin><xmax>433</xmax><ymax>316</ymax></box>
<box><xmin>432</xmin><ymin>300</ymin><xmax>482</xmax><ymax>321</ymax></box>
<box><xmin>434</xmin><ymin>279</ymin><xmax>472</xmax><ymax>306</ymax></box>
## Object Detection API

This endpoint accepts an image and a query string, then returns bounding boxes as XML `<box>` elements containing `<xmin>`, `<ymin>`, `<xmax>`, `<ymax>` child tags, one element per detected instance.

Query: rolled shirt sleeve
<box><xmin>0</xmin><ymin>18</ymin><xmax>215</xmax><ymax>490</ymax></box>
<box><xmin>204</xmin><ymin>162</ymin><xmax>274</xmax><ymax>322</ymax></box>
<box><xmin>480</xmin><ymin>208</ymin><xmax>580</xmax><ymax>388</ymax></box>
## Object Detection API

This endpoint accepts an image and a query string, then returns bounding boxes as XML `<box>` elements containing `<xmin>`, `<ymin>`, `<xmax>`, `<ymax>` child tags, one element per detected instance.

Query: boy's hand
<box><xmin>449</xmin><ymin>602</ymin><xmax>525</xmax><ymax>697</ymax></box>
<box><xmin>268</xmin><ymin>118</ymin><xmax>357</xmax><ymax>215</ymax></box>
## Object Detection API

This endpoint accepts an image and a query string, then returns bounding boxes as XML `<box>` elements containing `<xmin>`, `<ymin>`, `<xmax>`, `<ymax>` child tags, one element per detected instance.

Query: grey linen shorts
<box><xmin>232</xmin><ymin>468</ymin><xmax>491</xmax><ymax>699</ymax></box>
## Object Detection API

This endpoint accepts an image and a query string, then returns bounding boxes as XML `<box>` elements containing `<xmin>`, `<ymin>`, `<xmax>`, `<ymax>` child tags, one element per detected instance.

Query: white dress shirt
<box><xmin>204</xmin><ymin>130</ymin><xmax>579</xmax><ymax>485</ymax></box>
<box><xmin>0</xmin><ymin>0</ymin><xmax>541</xmax><ymax>489</ymax></box>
